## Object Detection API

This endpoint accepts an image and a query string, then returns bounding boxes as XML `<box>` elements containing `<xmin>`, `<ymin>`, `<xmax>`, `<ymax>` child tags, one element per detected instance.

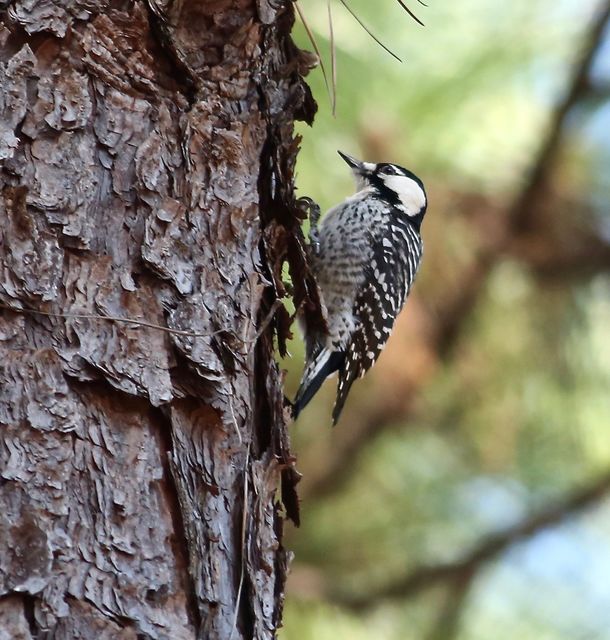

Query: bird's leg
<box><xmin>297</xmin><ymin>196</ymin><xmax>321</xmax><ymax>257</ymax></box>
<box><xmin>309</xmin><ymin>201</ymin><xmax>321</xmax><ymax>256</ymax></box>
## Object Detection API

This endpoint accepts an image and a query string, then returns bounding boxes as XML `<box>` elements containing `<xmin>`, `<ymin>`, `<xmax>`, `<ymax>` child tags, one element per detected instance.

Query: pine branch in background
<box><xmin>509</xmin><ymin>0</ymin><xmax>610</xmax><ymax>233</ymax></box>
<box><xmin>332</xmin><ymin>470</ymin><xmax>610</xmax><ymax>609</ymax></box>
<box><xmin>424</xmin><ymin>572</ymin><xmax>475</xmax><ymax>640</ymax></box>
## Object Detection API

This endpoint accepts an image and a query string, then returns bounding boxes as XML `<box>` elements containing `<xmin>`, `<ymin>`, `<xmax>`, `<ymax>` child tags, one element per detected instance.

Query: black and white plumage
<box><xmin>293</xmin><ymin>151</ymin><xmax>428</xmax><ymax>424</ymax></box>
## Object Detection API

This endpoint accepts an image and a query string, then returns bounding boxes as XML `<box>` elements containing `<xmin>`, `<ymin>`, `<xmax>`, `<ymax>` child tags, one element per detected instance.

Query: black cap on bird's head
<box><xmin>337</xmin><ymin>150</ymin><xmax>427</xmax><ymax>223</ymax></box>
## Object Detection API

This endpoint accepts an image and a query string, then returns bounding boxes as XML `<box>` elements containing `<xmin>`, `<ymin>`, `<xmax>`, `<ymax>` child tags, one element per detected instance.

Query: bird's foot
<box><xmin>296</xmin><ymin>196</ymin><xmax>321</xmax><ymax>256</ymax></box>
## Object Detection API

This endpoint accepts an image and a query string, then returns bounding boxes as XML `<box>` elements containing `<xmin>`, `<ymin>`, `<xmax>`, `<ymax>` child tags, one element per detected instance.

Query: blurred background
<box><xmin>280</xmin><ymin>0</ymin><xmax>610</xmax><ymax>638</ymax></box>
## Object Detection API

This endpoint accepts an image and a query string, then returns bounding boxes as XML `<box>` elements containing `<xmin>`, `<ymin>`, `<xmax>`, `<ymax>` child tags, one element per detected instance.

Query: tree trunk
<box><xmin>0</xmin><ymin>2</ymin><xmax>316</xmax><ymax>638</ymax></box>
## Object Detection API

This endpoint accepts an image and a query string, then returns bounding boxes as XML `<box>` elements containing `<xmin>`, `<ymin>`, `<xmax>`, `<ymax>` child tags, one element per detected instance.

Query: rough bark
<box><xmin>0</xmin><ymin>2</ymin><xmax>316</xmax><ymax>638</ymax></box>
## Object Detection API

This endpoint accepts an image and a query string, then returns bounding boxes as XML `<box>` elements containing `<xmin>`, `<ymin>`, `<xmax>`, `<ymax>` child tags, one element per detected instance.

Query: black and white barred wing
<box><xmin>332</xmin><ymin>272</ymin><xmax>398</xmax><ymax>424</ymax></box>
<box><xmin>332</xmin><ymin>224</ymin><xmax>422</xmax><ymax>424</ymax></box>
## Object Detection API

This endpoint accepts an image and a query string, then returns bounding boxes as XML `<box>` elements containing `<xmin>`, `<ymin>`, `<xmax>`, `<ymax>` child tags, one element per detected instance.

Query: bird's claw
<box><xmin>297</xmin><ymin>196</ymin><xmax>321</xmax><ymax>256</ymax></box>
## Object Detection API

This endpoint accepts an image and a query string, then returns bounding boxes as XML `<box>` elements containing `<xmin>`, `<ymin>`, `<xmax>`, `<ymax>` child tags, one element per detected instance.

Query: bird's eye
<box><xmin>381</xmin><ymin>164</ymin><xmax>402</xmax><ymax>176</ymax></box>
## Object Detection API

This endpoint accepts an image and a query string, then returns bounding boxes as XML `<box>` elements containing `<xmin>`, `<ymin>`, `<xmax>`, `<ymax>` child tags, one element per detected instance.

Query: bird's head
<box><xmin>338</xmin><ymin>150</ymin><xmax>427</xmax><ymax>224</ymax></box>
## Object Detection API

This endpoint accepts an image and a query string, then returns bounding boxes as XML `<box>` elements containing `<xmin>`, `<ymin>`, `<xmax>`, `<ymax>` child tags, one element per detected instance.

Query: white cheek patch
<box><xmin>383</xmin><ymin>175</ymin><xmax>426</xmax><ymax>215</ymax></box>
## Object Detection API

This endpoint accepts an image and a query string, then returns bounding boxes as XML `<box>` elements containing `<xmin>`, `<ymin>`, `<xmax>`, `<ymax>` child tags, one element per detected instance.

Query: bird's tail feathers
<box><xmin>293</xmin><ymin>349</ymin><xmax>344</xmax><ymax>420</ymax></box>
<box><xmin>331</xmin><ymin>338</ymin><xmax>365</xmax><ymax>425</ymax></box>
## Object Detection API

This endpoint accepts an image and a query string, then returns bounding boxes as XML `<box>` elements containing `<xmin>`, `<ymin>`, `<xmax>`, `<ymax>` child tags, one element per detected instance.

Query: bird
<box><xmin>293</xmin><ymin>150</ymin><xmax>428</xmax><ymax>424</ymax></box>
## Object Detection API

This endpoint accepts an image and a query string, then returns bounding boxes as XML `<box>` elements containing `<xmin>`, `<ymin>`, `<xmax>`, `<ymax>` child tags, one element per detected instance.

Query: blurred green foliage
<box><xmin>280</xmin><ymin>0</ymin><xmax>610</xmax><ymax>638</ymax></box>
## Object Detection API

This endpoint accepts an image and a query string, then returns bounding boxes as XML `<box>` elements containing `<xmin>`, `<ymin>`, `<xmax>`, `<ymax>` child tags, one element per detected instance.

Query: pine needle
<box><xmin>327</xmin><ymin>0</ymin><xmax>337</xmax><ymax>116</ymax></box>
<box><xmin>294</xmin><ymin>0</ymin><xmax>428</xmax><ymax>111</ymax></box>
<box><xmin>395</xmin><ymin>0</ymin><xmax>425</xmax><ymax>26</ymax></box>
<box><xmin>338</xmin><ymin>0</ymin><xmax>402</xmax><ymax>62</ymax></box>
<box><xmin>294</xmin><ymin>1</ymin><xmax>334</xmax><ymax>109</ymax></box>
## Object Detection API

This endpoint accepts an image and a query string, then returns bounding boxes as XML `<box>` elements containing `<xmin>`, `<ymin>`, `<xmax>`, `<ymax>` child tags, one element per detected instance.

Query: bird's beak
<box><xmin>337</xmin><ymin>150</ymin><xmax>365</xmax><ymax>173</ymax></box>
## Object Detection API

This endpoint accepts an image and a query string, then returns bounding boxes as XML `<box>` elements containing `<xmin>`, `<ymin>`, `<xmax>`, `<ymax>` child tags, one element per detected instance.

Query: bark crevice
<box><xmin>141</xmin><ymin>1</ymin><xmax>198</xmax><ymax>106</ymax></box>
<box><xmin>152</xmin><ymin>405</ymin><xmax>203</xmax><ymax>634</ymax></box>
<box><xmin>21</xmin><ymin>593</ymin><xmax>38</xmax><ymax>639</ymax></box>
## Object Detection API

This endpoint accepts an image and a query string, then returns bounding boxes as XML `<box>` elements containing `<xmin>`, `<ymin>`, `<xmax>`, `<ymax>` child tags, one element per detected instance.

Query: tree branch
<box><xmin>333</xmin><ymin>470</ymin><xmax>610</xmax><ymax>610</ymax></box>
<box><xmin>436</xmin><ymin>0</ymin><xmax>610</xmax><ymax>355</ymax></box>
<box><xmin>509</xmin><ymin>232</ymin><xmax>610</xmax><ymax>281</ymax></box>
<box><xmin>509</xmin><ymin>0</ymin><xmax>610</xmax><ymax>233</ymax></box>
<box><xmin>425</xmin><ymin>570</ymin><xmax>475</xmax><ymax>640</ymax></box>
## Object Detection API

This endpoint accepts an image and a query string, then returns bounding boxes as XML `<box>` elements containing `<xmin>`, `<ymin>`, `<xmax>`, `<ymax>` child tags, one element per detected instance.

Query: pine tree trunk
<box><xmin>0</xmin><ymin>2</ymin><xmax>315</xmax><ymax>638</ymax></box>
